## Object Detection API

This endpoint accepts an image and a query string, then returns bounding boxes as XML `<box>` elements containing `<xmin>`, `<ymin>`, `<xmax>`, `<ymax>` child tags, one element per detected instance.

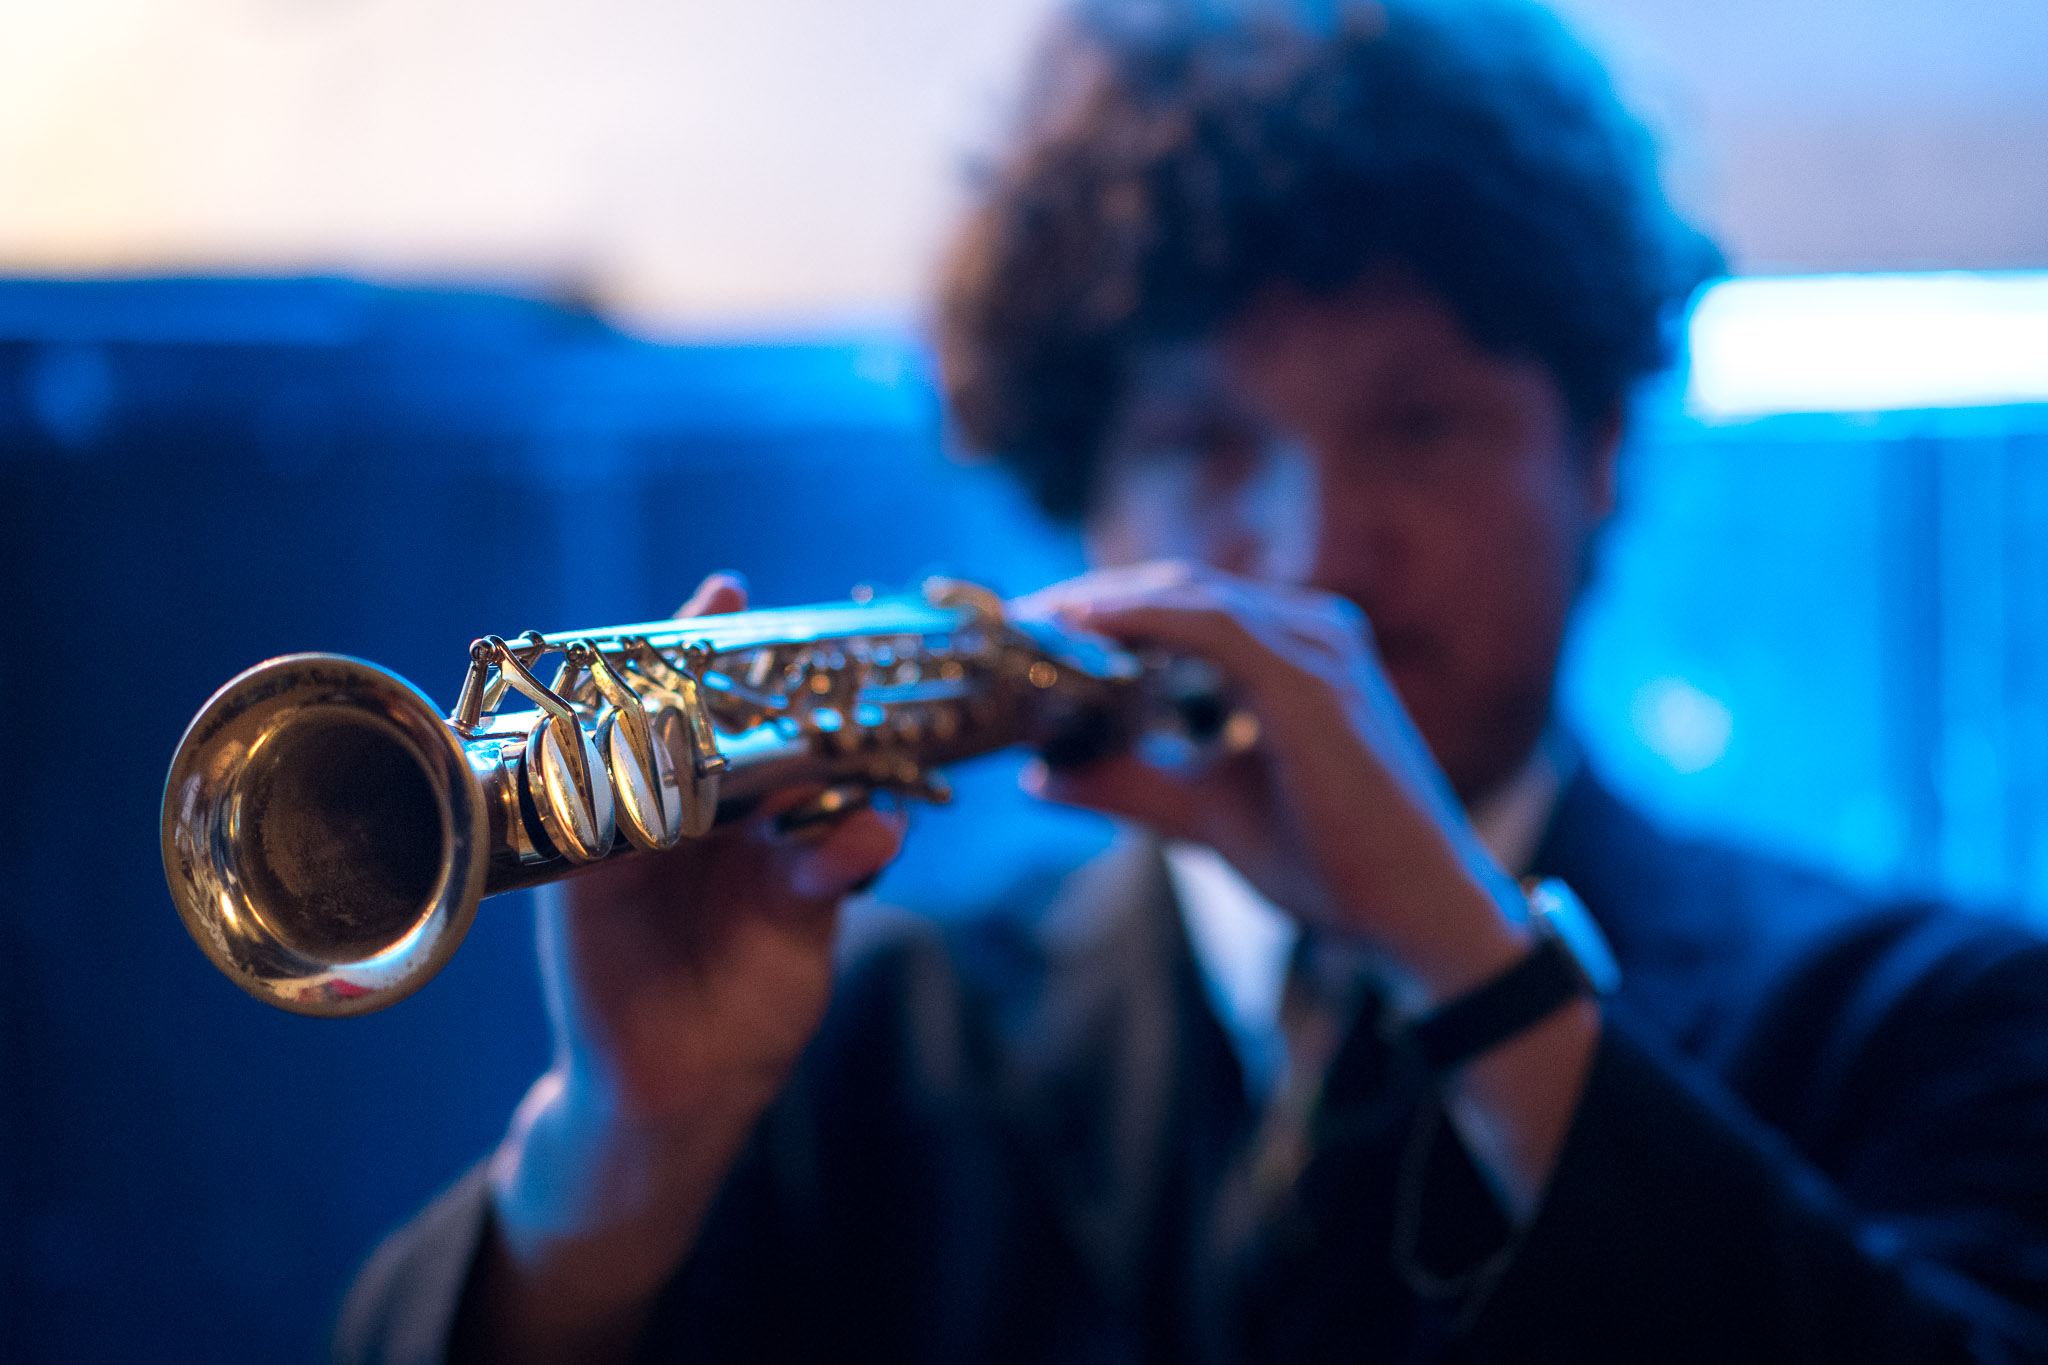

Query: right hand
<box><xmin>479</xmin><ymin>573</ymin><xmax>905</xmax><ymax>1362</ymax></box>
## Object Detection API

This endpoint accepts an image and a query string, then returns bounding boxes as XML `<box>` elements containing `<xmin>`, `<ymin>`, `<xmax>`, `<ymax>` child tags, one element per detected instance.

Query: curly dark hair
<box><xmin>937</xmin><ymin>0</ymin><xmax>1720</xmax><ymax>521</ymax></box>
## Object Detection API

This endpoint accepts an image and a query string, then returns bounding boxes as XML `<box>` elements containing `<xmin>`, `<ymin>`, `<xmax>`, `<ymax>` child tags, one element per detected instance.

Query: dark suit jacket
<box><xmin>336</xmin><ymin>775</ymin><xmax>2048</xmax><ymax>1362</ymax></box>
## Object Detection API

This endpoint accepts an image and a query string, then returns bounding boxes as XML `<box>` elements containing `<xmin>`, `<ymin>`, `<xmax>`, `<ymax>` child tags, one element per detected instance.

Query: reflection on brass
<box><xmin>163</xmin><ymin>579</ymin><xmax>1235</xmax><ymax>1017</ymax></box>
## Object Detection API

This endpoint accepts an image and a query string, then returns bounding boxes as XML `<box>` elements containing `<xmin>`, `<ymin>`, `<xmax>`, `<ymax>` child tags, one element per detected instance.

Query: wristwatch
<box><xmin>1395</xmin><ymin>878</ymin><xmax>1620</xmax><ymax>1076</ymax></box>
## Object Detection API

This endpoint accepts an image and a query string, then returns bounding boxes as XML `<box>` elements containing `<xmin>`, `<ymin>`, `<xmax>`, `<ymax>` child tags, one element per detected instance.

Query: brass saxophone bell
<box><xmin>161</xmin><ymin>653</ymin><xmax>490</xmax><ymax>1018</ymax></box>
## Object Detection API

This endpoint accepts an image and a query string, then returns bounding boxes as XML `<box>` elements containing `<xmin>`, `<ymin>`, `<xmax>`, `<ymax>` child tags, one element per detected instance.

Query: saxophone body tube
<box><xmin>161</xmin><ymin>582</ymin><xmax>1223</xmax><ymax>1017</ymax></box>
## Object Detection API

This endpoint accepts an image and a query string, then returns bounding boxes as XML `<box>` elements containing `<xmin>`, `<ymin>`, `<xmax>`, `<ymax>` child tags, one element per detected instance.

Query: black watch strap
<box><xmin>1394</xmin><ymin>879</ymin><xmax>1619</xmax><ymax>1076</ymax></box>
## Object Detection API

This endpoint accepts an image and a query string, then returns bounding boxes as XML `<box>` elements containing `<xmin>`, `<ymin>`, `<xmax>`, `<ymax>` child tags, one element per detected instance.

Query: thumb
<box><xmin>678</xmin><ymin>571</ymin><xmax>749</xmax><ymax>619</ymax></box>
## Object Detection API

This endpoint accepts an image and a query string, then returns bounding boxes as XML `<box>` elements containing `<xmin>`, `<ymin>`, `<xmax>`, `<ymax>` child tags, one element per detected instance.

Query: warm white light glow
<box><xmin>0</xmin><ymin>0</ymin><xmax>1062</xmax><ymax>333</ymax></box>
<box><xmin>1687</xmin><ymin>272</ymin><xmax>2048</xmax><ymax>419</ymax></box>
<box><xmin>3</xmin><ymin>5</ymin><xmax>2044</xmax><ymax>336</ymax></box>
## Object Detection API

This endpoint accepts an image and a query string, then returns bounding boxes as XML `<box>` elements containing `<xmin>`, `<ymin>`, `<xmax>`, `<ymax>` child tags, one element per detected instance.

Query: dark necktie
<box><xmin>1243</xmin><ymin>932</ymin><xmax>1379</xmax><ymax>1210</ymax></box>
<box><xmin>1195</xmin><ymin>934</ymin><xmax>1462</xmax><ymax>1364</ymax></box>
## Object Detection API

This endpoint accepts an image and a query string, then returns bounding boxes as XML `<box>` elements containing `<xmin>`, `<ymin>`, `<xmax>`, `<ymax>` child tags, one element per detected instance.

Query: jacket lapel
<box><xmin>991</xmin><ymin>836</ymin><xmax>1195</xmax><ymax>1308</ymax></box>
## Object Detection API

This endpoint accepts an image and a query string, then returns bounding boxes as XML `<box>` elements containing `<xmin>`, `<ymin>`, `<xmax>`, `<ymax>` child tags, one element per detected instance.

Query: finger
<box><xmin>1024</xmin><ymin>752</ymin><xmax>1205</xmax><ymax>839</ymax></box>
<box><xmin>1010</xmin><ymin>560</ymin><xmax>1197</xmax><ymax>621</ymax></box>
<box><xmin>676</xmin><ymin>570</ymin><xmax>750</xmax><ymax>619</ymax></box>
<box><xmin>786</xmin><ymin>806</ymin><xmax>907</xmax><ymax>900</ymax></box>
<box><xmin>1036</xmin><ymin>564</ymin><xmax>1356</xmax><ymax>636</ymax></box>
<box><xmin>1069</xmin><ymin>598</ymin><xmax>1286</xmax><ymax>690</ymax></box>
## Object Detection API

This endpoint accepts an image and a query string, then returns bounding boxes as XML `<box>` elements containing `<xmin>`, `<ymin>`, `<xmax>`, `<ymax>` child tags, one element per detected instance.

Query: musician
<box><xmin>338</xmin><ymin>2</ymin><xmax>2048</xmax><ymax>1361</ymax></box>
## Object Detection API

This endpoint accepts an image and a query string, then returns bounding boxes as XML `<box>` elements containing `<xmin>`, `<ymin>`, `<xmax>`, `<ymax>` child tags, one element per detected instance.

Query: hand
<box><xmin>1019</xmin><ymin>562</ymin><xmax>1597</xmax><ymax>1216</ymax></box>
<box><xmin>531</xmin><ymin>571</ymin><xmax>902</xmax><ymax>1126</ymax></box>
<box><xmin>479</xmin><ymin>573</ymin><xmax>904</xmax><ymax>1364</ymax></box>
<box><xmin>1020</xmin><ymin>561</ymin><xmax>1528</xmax><ymax>1002</ymax></box>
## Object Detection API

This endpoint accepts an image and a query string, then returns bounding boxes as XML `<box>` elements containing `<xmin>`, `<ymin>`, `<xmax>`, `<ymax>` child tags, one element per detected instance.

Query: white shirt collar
<box><xmin>1166</xmin><ymin>741</ymin><xmax>1565</xmax><ymax>1098</ymax></box>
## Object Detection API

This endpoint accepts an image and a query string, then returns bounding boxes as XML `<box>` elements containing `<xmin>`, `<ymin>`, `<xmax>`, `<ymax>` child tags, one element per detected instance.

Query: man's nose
<box><xmin>1301</xmin><ymin>465</ymin><xmax>1402</xmax><ymax>617</ymax></box>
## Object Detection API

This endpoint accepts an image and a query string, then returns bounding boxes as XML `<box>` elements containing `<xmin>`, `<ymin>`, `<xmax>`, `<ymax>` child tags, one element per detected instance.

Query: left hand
<box><xmin>1019</xmin><ymin>560</ymin><xmax>1530</xmax><ymax>1006</ymax></box>
<box><xmin>1020</xmin><ymin>562</ymin><xmax>1601</xmax><ymax>1213</ymax></box>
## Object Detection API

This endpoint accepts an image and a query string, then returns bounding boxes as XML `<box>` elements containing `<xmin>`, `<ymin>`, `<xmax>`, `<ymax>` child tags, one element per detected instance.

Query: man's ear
<box><xmin>1583</xmin><ymin>399</ymin><xmax>1625</xmax><ymax>521</ymax></box>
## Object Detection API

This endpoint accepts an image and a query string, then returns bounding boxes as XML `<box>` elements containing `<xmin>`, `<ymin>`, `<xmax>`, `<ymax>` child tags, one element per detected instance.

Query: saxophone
<box><xmin>161</xmin><ymin>580</ymin><xmax>1232</xmax><ymax>1017</ymax></box>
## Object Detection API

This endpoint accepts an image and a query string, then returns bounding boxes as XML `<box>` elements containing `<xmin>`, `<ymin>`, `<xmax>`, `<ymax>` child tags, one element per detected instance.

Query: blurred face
<box><xmin>1087</xmin><ymin>272</ymin><xmax>1619</xmax><ymax>805</ymax></box>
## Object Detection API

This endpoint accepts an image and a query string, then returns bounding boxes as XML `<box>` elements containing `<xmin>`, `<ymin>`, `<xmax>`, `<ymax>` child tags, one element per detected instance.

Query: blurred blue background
<box><xmin>2</xmin><ymin>0</ymin><xmax>2047</xmax><ymax>1359</ymax></box>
